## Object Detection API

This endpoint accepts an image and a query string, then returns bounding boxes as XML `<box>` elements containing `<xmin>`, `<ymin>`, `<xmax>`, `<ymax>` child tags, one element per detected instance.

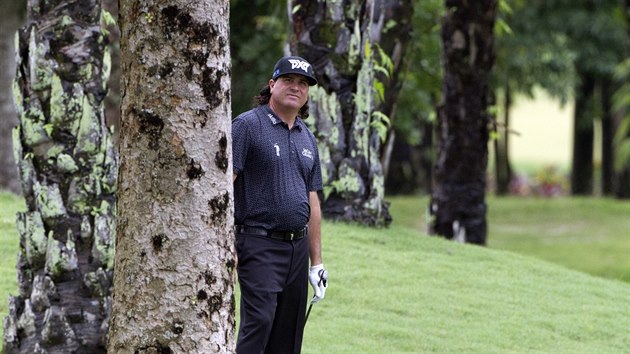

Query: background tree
<box><xmin>3</xmin><ymin>0</ymin><xmax>117</xmax><ymax>352</ymax></box>
<box><xmin>0</xmin><ymin>0</ymin><xmax>26</xmax><ymax>194</ymax></box>
<box><xmin>386</xmin><ymin>0</ymin><xmax>444</xmax><ymax>195</ymax></box>
<box><xmin>376</xmin><ymin>0</ymin><xmax>414</xmax><ymax>181</ymax></box>
<box><xmin>491</xmin><ymin>0</ymin><xmax>575</xmax><ymax>195</ymax></box>
<box><xmin>289</xmin><ymin>0</ymin><xmax>413</xmax><ymax>226</ymax></box>
<box><xmin>230</xmin><ymin>0</ymin><xmax>285</xmax><ymax>117</ymax></box>
<box><xmin>102</xmin><ymin>0</ymin><xmax>121</xmax><ymax>141</ymax></box>
<box><xmin>108</xmin><ymin>0</ymin><xmax>235</xmax><ymax>352</ymax></box>
<box><xmin>429</xmin><ymin>0</ymin><xmax>497</xmax><ymax>245</ymax></box>
<box><xmin>534</xmin><ymin>0</ymin><xmax>627</xmax><ymax>195</ymax></box>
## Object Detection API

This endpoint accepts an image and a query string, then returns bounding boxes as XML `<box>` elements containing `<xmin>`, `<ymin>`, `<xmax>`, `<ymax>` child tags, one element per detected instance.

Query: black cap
<box><xmin>272</xmin><ymin>56</ymin><xmax>317</xmax><ymax>86</ymax></box>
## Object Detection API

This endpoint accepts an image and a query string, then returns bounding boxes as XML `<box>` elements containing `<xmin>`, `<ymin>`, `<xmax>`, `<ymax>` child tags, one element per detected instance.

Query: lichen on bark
<box><xmin>4</xmin><ymin>1</ymin><xmax>118</xmax><ymax>352</ymax></box>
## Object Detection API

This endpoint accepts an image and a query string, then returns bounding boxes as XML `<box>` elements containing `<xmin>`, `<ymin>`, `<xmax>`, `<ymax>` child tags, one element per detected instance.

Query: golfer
<box><xmin>232</xmin><ymin>56</ymin><xmax>328</xmax><ymax>353</ymax></box>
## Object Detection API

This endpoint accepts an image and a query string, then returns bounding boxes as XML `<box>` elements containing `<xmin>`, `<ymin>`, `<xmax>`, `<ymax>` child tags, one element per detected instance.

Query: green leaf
<box><xmin>101</xmin><ymin>10</ymin><xmax>116</xmax><ymax>27</ymax></box>
<box><xmin>374</xmin><ymin>80</ymin><xmax>385</xmax><ymax>103</ymax></box>
<box><xmin>374</xmin><ymin>65</ymin><xmax>390</xmax><ymax>79</ymax></box>
<box><xmin>43</xmin><ymin>124</ymin><xmax>54</xmax><ymax>137</ymax></box>
<box><xmin>495</xmin><ymin>18</ymin><xmax>513</xmax><ymax>36</ymax></box>
<box><xmin>372</xmin><ymin>111</ymin><xmax>391</xmax><ymax>126</ymax></box>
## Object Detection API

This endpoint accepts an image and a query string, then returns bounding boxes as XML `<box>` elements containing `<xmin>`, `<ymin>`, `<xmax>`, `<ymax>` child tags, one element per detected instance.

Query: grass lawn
<box><xmin>2</xmin><ymin>191</ymin><xmax>629</xmax><ymax>352</ymax></box>
<box><xmin>0</xmin><ymin>192</ymin><xmax>23</xmax><ymax>321</ymax></box>
<box><xmin>389</xmin><ymin>195</ymin><xmax>630</xmax><ymax>283</ymax></box>
<box><xmin>302</xmin><ymin>221</ymin><xmax>629</xmax><ymax>353</ymax></box>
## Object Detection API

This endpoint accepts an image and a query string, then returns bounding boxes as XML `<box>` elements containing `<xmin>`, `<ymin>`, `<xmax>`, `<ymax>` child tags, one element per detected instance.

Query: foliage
<box><xmin>370</xmin><ymin>44</ymin><xmax>393</xmax><ymax>143</ymax></box>
<box><xmin>493</xmin><ymin>0</ymin><xmax>576</xmax><ymax>103</ymax></box>
<box><xmin>230</xmin><ymin>0</ymin><xmax>286</xmax><ymax>116</ymax></box>
<box><xmin>394</xmin><ymin>0</ymin><xmax>443</xmax><ymax>146</ymax></box>
<box><xmin>532</xmin><ymin>165</ymin><xmax>570</xmax><ymax>196</ymax></box>
<box><xmin>613</xmin><ymin>58</ymin><xmax>630</xmax><ymax>172</ymax></box>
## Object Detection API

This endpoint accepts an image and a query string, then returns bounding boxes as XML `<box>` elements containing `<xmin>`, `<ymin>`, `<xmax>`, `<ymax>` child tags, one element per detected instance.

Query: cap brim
<box><xmin>273</xmin><ymin>72</ymin><xmax>317</xmax><ymax>86</ymax></box>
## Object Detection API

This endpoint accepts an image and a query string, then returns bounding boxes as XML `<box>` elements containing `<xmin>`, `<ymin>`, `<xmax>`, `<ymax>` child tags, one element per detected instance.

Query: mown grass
<box><xmin>2</xmin><ymin>191</ymin><xmax>629</xmax><ymax>352</ymax></box>
<box><xmin>301</xmin><ymin>221</ymin><xmax>629</xmax><ymax>353</ymax></box>
<box><xmin>389</xmin><ymin>195</ymin><xmax>630</xmax><ymax>283</ymax></box>
<box><xmin>0</xmin><ymin>192</ymin><xmax>24</xmax><ymax>347</ymax></box>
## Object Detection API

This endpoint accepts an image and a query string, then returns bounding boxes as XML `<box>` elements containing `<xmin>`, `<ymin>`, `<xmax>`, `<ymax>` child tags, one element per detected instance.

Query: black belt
<box><xmin>234</xmin><ymin>225</ymin><xmax>307</xmax><ymax>241</ymax></box>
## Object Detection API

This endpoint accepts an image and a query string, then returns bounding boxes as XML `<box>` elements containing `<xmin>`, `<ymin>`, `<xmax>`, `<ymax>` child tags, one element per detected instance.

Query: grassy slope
<box><xmin>389</xmin><ymin>195</ymin><xmax>630</xmax><ymax>283</ymax></box>
<box><xmin>304</xmin><ymin>221</ymin><xmax>629</xmax><ymax>353</ymax></box>
<box><xmin>2</xmin><ymin>191</ymin><xmax>629</xmax><ymax>352</ymax></box>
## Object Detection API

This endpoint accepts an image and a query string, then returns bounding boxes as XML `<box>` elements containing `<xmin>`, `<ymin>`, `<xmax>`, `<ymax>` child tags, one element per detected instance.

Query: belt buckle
<box><xmin>288</xmin><ymin>232</ymin><xmax>295</xmax><ymax>241</ymax></box>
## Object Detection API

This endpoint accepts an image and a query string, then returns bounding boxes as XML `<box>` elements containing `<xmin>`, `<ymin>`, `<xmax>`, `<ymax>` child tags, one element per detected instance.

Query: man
<box><xmin>232</xmin><ymin>56</ymin><xmax>328</xmax><ymax>354</ymax></box>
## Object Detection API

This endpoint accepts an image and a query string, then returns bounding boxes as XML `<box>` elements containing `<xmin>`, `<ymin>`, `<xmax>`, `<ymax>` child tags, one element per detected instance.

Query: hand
<box><xmin>308</xmin><ymin>264</ymin><xmax>328</xmax><ymax>304</ymax></box>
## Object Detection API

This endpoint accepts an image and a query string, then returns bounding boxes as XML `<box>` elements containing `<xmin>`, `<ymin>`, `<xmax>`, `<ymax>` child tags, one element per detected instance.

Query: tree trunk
<box><xmin>108</xmin><ymin>0</ymin><xmax>235</xmax><ymax>352</ymax></box>
<box><xmin>377</xmin><ymin>0</ymin><xmax>413</xmax><ymax>177</ymax></box>
<box><xmin>3</xmin><ymin>0</ymin><xmax>117</xmax><ymax>352</ymax></box>
<box><xmin>102</xmin><ymin>0</ymin><xmax>121</xmax><ymax>143</ymax></box>
<box><xmin>571</xmin><ymin>71</ymin><xmax>596</xmax><ymax>195</ymax></box>
<box><xmin>289</xmin><ymin>0</ymin><xmax>412</xmax><ymax>226</ymax></box>
<box><xmin>0</xmin><ymin>0</ymin><xmax>25</xmax><ymax>194</ymax></box>
<box><xmin>494</xmin><ymin>84</ymin><xmax>512</xmax><ymax>195</ymax></box>
<box><xmin>600</xmin><ymin>77</ymin><xmax>615</xmax><ymax>196</ymax></box>
<box><xmin>429</xmin><ymin>0</ymin><xmax>497</xmax><ymax>245</ymax></box>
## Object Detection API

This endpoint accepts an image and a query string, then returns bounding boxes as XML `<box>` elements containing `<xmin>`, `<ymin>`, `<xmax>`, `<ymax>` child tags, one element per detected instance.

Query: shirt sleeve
<box><xmin>232</xmin><ymin>116</ymin><xmax>250</xmax><ymax>175</ymax></box>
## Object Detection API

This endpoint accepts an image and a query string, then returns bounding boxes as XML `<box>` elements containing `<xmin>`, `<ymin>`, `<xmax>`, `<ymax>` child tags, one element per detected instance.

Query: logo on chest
<box><xmin>273</xmin><ymin>143</ymin><xmax>280</xmax><ymax>156</ymax></box>
<box><xmin>302</xmin><ymin>148</ymin><xmax>313</xmax><ymax>160</ymax></box>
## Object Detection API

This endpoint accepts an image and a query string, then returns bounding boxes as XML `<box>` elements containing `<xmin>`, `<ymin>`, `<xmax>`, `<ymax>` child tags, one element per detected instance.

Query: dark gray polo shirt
<box><xmin>232</xmin><ymin>104</ymin><xmax>323</xmax><ymax>231</ymax></box>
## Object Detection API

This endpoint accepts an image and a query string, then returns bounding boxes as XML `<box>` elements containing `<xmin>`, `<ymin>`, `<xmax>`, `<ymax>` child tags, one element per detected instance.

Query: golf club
<box><xmin>304</xmin><ymin>268</ymin><xmax>328</xmax><ymax>327</ymax></box>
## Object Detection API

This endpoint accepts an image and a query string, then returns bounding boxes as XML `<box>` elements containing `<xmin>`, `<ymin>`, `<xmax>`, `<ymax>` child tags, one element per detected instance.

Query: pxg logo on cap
<box><xmin>272</xmin><ymin>56</ymin><xmax>317</xmax><ymax>86</ymax></box>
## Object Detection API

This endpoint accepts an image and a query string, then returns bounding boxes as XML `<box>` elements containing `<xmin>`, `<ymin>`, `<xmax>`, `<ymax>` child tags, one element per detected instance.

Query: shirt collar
<box><xmin>263</xmin><ymin>105</ymin><xmax>303</xmax><ymax>131</ymax></box>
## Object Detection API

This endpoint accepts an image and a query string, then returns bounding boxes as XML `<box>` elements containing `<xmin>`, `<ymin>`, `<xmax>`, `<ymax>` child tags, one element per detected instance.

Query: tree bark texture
<box><xmin>290</xmin><ymin>0</ymin><xmax>413</xmax><ymax>226</ymax></box>
<box><xmin>429</xmin><ymin>0</ymin><xmax>497</xmax><ymax>245</ymax></box>
<box><xmin>0</xmin><ymin>0</ymin><xmax>25</xmax><ymax>194</ymax></box>
<box><xmin>571</xmin><ymin>70</ymin><xmax>595</xmax><ymax>195</ymax></box>
<box><xmin>108</xmin><ymin>1</ymin><xmax>235</xmax><ymax>353</ymax></box>
<box><xmin>3</xmin><ymin>0</ymin><xmax>117</xmax><ymax>352</ymax></box>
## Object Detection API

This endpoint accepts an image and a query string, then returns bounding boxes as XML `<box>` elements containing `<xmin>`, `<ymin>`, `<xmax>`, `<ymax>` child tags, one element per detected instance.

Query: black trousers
<box><xmin>235</xmin><ymin>232</ymin><xmax>309</xmax><ymax>354</ymax></box>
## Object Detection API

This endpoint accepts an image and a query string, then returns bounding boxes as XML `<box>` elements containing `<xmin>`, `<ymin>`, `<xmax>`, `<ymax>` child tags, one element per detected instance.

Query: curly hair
<box><xmin>253</xmin><ymin>84</ymin><xmax>310</xmax><ymax>119</ymax></box>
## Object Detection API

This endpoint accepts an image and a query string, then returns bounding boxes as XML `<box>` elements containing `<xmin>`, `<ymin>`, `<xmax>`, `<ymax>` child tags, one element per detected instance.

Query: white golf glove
<box><xmin>308</xmin><ymin>264</ymin><xmax>328</xmax><ymax>304</ymax></box>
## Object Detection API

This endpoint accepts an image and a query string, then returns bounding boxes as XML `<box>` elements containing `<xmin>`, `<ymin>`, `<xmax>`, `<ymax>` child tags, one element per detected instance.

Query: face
<box><xmin>269</xmin><ymin>74</ymin><xmax>310</xmax><ymax>112</ymax></box>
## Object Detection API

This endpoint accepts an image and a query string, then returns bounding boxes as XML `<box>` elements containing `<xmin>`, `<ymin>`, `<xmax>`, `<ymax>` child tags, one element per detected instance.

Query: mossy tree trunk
<box><xmin>429</xmin><ymin>0</ymin><xmax>497</xmax><ymax>245</ymax></box>
<box><xmin>107</xmin><ymin>0</ymin><xmax>235</xmax><ymax>352</ymax></box>
<box><xmin>3</xmin><ymin>0</ymin><xmax>117</xmax><ymax>352</ymax></box>
<box><xmin>290</xmin><ymin>0</ymin><xmax>412</xmax><ymax>226</ymax></box>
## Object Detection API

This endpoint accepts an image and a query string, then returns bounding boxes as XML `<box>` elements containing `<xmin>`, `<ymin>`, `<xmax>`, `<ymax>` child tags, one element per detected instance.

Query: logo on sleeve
<box><xmin>302</xmin><ymin>148</ymin><xmax>313</xmax><ymax>160</ymax></box>
<box><xmin>288</xmin><ymin>59</ymin><xmax>311</xmax><ymax>74</ymax></box>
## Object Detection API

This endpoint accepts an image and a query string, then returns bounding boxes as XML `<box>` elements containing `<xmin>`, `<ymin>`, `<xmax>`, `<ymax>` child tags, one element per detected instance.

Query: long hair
<box><xmin>253</xmin><ymin>84</ymin><xmax>310</xmax><ymax>119</ymax></box>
